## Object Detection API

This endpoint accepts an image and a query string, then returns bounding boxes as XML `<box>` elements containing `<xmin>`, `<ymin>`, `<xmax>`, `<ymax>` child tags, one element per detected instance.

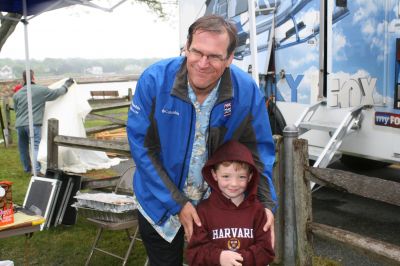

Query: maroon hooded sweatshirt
<box><xmin>186</xmin><ymin>140</ymin><xmax>275</xmax><ymax>266</ymax></box>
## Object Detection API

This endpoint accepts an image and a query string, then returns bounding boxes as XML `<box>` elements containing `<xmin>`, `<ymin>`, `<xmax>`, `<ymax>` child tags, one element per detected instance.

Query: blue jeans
<box><xmin>17</xmin><ymin>126</ymin><xmax>41</xmax><ymax>173</ymax></box>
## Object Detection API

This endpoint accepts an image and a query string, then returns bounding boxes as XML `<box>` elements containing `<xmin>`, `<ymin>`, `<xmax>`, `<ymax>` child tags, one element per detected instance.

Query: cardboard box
<box><xmin>0</xmin><ymin>181</ymin><xmax>14</xmax><ymax>226</ymax></box>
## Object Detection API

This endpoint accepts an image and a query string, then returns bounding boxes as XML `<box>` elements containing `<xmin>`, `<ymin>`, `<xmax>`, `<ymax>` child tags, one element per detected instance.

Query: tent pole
<box><xmin>22</xmin><ymin>0</ymin><xmax>37</xmax><ymax>176</ymax></box>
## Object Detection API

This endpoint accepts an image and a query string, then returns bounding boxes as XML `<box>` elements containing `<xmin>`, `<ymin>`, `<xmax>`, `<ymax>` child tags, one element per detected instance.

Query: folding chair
<box><xmin>85</xmin><ymin>164</ymin><xmax>144</xmax><ymax>266</ymax></box>
<box><xmin>85</xmin><ymin>217</ymin><xmax>140</xmax><ymax>266</ymax></box>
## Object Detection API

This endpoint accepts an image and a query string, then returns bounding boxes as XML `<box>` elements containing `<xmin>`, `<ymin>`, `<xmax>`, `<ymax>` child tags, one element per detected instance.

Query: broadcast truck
<box><xmin>179</xmin><ymin>0</ymin><xmax>400</xmax><ymax>168</ymax></box>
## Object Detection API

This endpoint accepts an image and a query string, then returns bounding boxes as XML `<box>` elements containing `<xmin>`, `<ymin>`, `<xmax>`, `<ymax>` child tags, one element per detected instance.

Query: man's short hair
<box><xmin>187</xmin><ymin>15</ymin><xmax>238</xmax><ymax>57</ymax></box>
<box><xmin>22</xmin><ymin>69</ymin><xmax>34</xmax><ymax>84</ymax></box>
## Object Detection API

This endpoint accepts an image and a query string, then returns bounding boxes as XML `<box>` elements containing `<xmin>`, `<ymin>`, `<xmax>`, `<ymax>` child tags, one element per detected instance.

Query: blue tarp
<box><xmin>0</xmin><ymin>0</ymin><xmax>75</xmax><ymax>16</ymax></box>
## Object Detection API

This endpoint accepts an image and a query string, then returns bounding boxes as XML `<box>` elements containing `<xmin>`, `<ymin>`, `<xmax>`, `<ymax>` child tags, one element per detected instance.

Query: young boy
<box><xmin>186</xmin><ymin>140</ymin><xmax>275</xmax><ymax>266</ymax></box>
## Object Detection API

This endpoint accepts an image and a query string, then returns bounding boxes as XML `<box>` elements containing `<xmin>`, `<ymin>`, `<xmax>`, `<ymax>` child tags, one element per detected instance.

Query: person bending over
<box><xmin>127</xmin><ymin>15</ymin><xmax>276</xmax><ymax>266</ymax></box>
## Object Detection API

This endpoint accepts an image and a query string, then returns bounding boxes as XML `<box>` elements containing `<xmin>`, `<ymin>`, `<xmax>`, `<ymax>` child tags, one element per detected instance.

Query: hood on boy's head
<box><xmin>202</xmin><ymin>140</ymin><xmax>260</xmax><ymax>198</ymax></box>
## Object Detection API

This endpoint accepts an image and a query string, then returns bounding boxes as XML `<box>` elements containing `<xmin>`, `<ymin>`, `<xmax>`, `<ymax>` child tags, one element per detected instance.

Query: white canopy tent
<box><xmin>0</xmin><ymin>0</ymin><xmax>128</xmax><ymax>176</ymax></box>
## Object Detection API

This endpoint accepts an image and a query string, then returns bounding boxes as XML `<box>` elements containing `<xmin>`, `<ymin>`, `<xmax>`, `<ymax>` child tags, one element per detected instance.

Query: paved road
<box><xmin>312</xmin><ymin>162</ymin><xmax>400</xmax><ymax>265</ymax></box>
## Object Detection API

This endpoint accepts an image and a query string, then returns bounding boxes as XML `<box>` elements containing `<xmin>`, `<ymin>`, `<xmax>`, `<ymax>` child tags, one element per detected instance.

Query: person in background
<box><xmin>13</xmin><ymin>69</ymin><xmax>74</xmax><ymax>175</ymax></box>
<box><xmin>186</xmin><ymin>140</ymin><xmax>275</xmax><ymax>266</ymax></box>
<box><xmin>127</xmin><ymin>15</ymin><xmax>276</xmax><ymax>266</ymax></box>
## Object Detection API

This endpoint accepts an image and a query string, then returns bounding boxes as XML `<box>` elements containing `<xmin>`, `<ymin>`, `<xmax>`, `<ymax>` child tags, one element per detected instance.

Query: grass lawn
<box><xmin>0</xmin><ymin>102</ymin><xmax>340</xmax><ymax>266</ymax></box>
<box><xmin>0</xmin><ymin>145</ymin><xmax>148</xmax><ymax>265</ymax></box>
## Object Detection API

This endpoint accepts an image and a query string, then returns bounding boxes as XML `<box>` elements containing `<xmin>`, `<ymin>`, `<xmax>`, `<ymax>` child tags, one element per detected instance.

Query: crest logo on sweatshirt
<box><xmin>224</xmin><ymin>102</ymin><xmax>232</xmax><ymax>117</ymax></box>
<box><xmin>227</xmin><ymin>238</ymin><xmax>240</xmax><ymax>251</ymax></box>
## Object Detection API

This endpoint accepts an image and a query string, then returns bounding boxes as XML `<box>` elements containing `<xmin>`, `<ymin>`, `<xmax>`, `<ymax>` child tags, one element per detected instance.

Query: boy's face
<box><xmin>211</xmin><ymin>163</ymin><xmax>252</xmax><ymax>204</ymax></box>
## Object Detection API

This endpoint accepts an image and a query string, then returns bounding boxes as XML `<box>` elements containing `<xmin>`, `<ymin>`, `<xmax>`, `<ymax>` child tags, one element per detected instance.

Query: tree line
<box><xmin>1</xmin><ymin>57</ymin><xmax>162</xmax><ymax>79</ymax></box>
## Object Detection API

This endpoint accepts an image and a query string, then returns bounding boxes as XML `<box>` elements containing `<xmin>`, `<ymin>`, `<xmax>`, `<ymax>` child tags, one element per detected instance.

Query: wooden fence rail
<box><xmin>1</xmin><ymin>94</ymin><xmax>131</xmax><ymax>147</ymax></box>
<box><xmin>311</xmin><ymin>223</ymin><xmax>400</xmax><ymax>266</ymax></box>
<box><xmin>308</xmin><ymin>167</ymin><xmax>400</xmax><ymax>206</ymax></box>
<box><xmin>47</xmin><ymin>118</ymin><xmax>131</xmax><ymax>168</ymax></box>
<box><xmin>90</xmin><ymin>90</ymin><xmax>119</xmax><ymax>98</ymax></box>
<box><xmin>87</xmin><ymin>88</ymin><xmax>133</xmax><ymax>106</ymax></box>
<box><xmin>291</xmin><ymin>138</ymin><xmax>400</xmax><ymax>266</ymax></box>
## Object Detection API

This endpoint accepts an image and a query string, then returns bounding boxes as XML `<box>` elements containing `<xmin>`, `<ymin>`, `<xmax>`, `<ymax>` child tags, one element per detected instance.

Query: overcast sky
<box><xmin>0</xmin><ymin>1</ymin><xmax>180</xmax><ymax>60</ymax></box>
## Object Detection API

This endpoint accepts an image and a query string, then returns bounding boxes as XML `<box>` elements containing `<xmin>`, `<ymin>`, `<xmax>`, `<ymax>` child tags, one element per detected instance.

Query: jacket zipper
<box><xmin>178</xmin><ymin>105</ymin><xmax>194</xmax><ymax>188</ymax></box>
<box><xmin>157</xmin><ymin>103</ymin><xmax>194</xmax><ymax>225</ymax></box>
<box><xmin>207</xmin><ymin>98</ymin><xmax>232</xmax><ymax>158</ymax></box>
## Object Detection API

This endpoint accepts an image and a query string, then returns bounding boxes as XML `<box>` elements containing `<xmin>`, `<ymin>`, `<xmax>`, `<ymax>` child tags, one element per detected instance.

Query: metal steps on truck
<box><xmin>308</xmin><ymin>145</ymin><xmax>342</xmax><ymax>163</ymax></box>
<box><xmin>299</xmin><ymin>120</ymin><xmax>340</xmax><ymax>132</ymax></box>
<box><xmin>295</xmin><ymin>102</ymin><xmax>363</xmax><ymax>168</ymax></box>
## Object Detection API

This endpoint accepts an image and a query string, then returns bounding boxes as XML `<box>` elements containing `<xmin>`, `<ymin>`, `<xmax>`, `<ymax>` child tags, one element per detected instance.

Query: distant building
<box><xmin>0</xmin><ymin>65</ymin><xmax>14</xmax><ymax>79</ymax></box>
<box><xmin>124</xmin><ymin>64</ymin><xmax>141</xmax><ymax>73</ymax></box>
<box><xmin>85</xmin><ymin>66</ymin><xmax>103</xmax><ymax>75</ymax></box>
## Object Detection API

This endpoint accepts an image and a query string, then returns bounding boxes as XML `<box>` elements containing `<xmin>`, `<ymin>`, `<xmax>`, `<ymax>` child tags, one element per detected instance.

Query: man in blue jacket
<box><xmin>127</xmin><ymin>15</ymin><xmax>277</xmax><ymax>266</ymax></box>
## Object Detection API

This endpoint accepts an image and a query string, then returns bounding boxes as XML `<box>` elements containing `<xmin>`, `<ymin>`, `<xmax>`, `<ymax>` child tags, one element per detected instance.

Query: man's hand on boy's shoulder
<box><xmin>264</xmin><ymin>208</ymin><xmax>275</xmax><ymax>249</ymax></box>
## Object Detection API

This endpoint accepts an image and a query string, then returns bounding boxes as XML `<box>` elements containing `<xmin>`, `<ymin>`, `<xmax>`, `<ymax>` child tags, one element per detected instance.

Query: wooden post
<box><xmin>5</xmin><ymin>98</ymin><xmax>12</xmax><ymax>145</ymax></box>
<box><xmin>272</xmin><ymin>135</ymin><xmax>284</xmax><ymax>264</ymax></box>
<box><xmin>128</xmin><ymin>88</ymin><xmax>133</xmax><ymax>101</ymax></box>
<box><xmin>283</xmin><ymin>125</ymin><xmax>299</xmax><ymax>266</ymax></box>
<box><xmin>293</xmin><ymin>139</ymin><xmax>313</xmax><ymax>265</ymax></box>
<box><xmin>0</xmin><ymin>107</ymin><xmax>6</xmax><ymax>147</ymax></box>
<box><xmin>47</xmin><ymin>118</ymin><xmax>59</xmax><ymax>169</ymax></box>
<box><xmin>1</xmin><ymin>97</ymin><xmax>12</xmax><ymax>146</ymax></box>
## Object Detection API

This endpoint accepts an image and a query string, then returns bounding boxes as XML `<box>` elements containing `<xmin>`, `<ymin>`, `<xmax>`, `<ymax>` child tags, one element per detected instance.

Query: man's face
<box><xmin>186</xmin><ymin>30</ymin><xmax>234</xmax><ymax>94</ymax></box>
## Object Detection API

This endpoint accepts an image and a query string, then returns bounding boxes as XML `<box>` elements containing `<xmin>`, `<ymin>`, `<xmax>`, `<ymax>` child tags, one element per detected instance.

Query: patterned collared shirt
<box><xmin>135</xmin><ymin>80</ymin><xmax>220</xmax><ymax>242</ymax></box>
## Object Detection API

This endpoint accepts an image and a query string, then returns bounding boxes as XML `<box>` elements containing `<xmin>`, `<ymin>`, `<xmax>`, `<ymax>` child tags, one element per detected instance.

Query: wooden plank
<box><xmin>86</xmin><ymin>124</ymin><xmax>124</xmax><ymax>135</ymax></box>
<box><xmin>90</xmin><ymin>90</ymin><xmax>119</xmax><ymax>98</ymax></box>
<box><xmin>47</xmin><ymin>119</ymin><xmax>59</xmax><ymax>169</ymax></box>
<box><xmin>94</xmin><ymin>128</ymin><xmax>126</xmax><ymax>140</ymax></box>
<box><xmin>307</xmin><ymin>167</ymin><xmax>400</xmax><ymax>206</ymax></box>
<box><xmin>4</xmin><ymin>98</ymin><xmax>12</xmax><ymax>145</ymax></box>
<box><xmin>88</xmin><ymin>98</ymin><xmax>129</xmax><ymax>106</ymax></box>
<box><xmin>88</xmin><ymin>113</ymin><xmax>126</xmax><ymax>126</ymax></box>
<box><xmin>54</xmin><ymin>135</ymin><xmax>131</xmax><ymax>156</ymax></box>
<box><xmin>81</xmin><ymin>176</ymin><xmax>120</xmax><ymax>190</ymax></box>
<box><xmin>90</xmin><ymin>102</ymin><xmax>130</xmax><ymax>112</ymax></box>
<box><xmin>311</xmin><ymin>222</ymin><xmax>400</xmax><ymax>265</ymax></box>
<box><xmin>0</xmin><ymin>107</ymin><xmax>5</xmax><ymax>147</ymax></box>
<box><xmin>0</xmin><ymin>224</ymin><xmax>40</xmax><ymax>239</ymax></box>
<box><xmin>128</xmin><ymin>88</ymin><xmax>133</xmax><ymax>101</ymax></box>
<box><xmin>293</xmin><ymin>139</ymin><xmax>313</xmax><ymax>265</ymax></box>
<box><xmin>272</xmin><ymin>135</ymin><xmax>283</xmax><ymax>264</ymax></box>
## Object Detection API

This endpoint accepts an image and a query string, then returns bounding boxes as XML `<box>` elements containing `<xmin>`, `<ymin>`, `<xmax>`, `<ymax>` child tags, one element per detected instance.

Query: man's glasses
<box><xmin>187</xmin><ymin>48</ymin><xmax>227</xmax><ymax>64</ymax></box>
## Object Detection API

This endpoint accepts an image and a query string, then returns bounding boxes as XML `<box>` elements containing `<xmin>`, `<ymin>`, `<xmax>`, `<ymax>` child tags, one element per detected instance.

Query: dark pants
<box><xmin>138</xmin><ymin>211</ymin><xmax>185</xmax><ymax>266</ymax></box>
